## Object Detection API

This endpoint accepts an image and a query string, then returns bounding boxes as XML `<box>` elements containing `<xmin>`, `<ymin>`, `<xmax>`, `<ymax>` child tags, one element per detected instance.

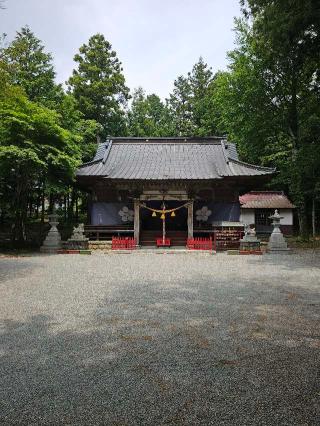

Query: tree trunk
<box><xmin>12</xmin><ymin>173</ymin><xmax>29</xmax><ymax>246</ymax></box>
<box><xmin>75</xmin><ymin>192</ymin><xmax>79</xmax><ymax>222</ymax></box>
<box><xmin>288</xmin><ymin>71</ymin><xmax>309</xmax><ymax>238</ymax></box>
<box><xmin>29</xmin><ymin>197</ymin><xmax>33</xmax><ymax>218</ymax></box>
<box><xmin>312</xmin><ymin>197</ymin><xmax>316</xmax><ymax>238</ymax></box>
<box><xmin>49</xmin><ymin>193</ymin><xmax>54</xmax><ymax>214</ymax></box>
<box><xmin>41</xmin><ymin>180</ymin><xmax>45</xmax><ymax>225</ymax></box>
<box><xmin>12</xmin><ymin>210</ymin><xmax>27</xmax><ymax>244</ymax></box>
<box><xmin>296</xmin><ymin>196</ymin><xmax>309</xmax><ymax>239</ymax></box>
<box><xmin>35</xmin><ymin>192</ymin><xmax>40</xmax><ymax>219</ymax></box>
<box><xmin>66</xmin><ymin>190</ymin><xmax>70</xmax><ymax>220</ymax></box>
<box><xmin>68</xmin><ymin>188</ymin><xmax>75</xmax><ymax>222</ymax></box>
<box><xmin>64</xmin><ymin>195</ymin><xmax>67</xmax><ymax>222</ymax></box>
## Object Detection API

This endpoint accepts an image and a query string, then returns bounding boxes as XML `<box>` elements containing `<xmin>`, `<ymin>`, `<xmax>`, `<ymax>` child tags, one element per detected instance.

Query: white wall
<box><xmin>240</xmin><ymin>209</ymin><xmax>255</xmax><ymax>225</ymax></box>
<box><xmin>240</xmin><ymin>208</ymin><xmax>293</xmax><ymax>225</ymax></box>
<box><xmin>279</xmin><ymin>209</ymin><xmax>293</xmax><ymax>225</ymax></box>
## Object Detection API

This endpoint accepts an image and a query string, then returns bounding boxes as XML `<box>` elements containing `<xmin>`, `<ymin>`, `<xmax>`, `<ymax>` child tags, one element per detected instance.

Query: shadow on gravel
<box><xmin>1</xmin><ymin>283</ymin><xmax>320</xmax><ymax>425</ymax></box>
<box><xmin>0</xmin><ymin>258</ymin><xmax>41</xmax><ymax>282</ymax></box>
<box><xmin>249</xmin><ymin>250</ymin><xmax>320</xmax><ymax>271</ymax></box>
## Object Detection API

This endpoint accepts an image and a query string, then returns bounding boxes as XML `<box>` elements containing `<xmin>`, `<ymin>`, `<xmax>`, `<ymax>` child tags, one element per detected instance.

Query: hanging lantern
<box><xmin>171</xmin><ymin>211</ymin><xmax>176</xmax><ymax>217</ymax></box>
<box><xmin>152</xmin><ymin>211</ymin><xmax>157</xmax><ymax>217</ymax></box>
<box><xmin>160</xmin><ymin>213</ymin><xmax>165</xmax><ymax>220</ymax></box>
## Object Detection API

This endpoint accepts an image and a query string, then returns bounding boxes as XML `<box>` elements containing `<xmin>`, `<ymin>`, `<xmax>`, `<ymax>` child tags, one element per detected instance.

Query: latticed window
<box><xmin>255</xmin><ymin>209</ymin><xmax>275</xmax><ymax>226</ymax></box>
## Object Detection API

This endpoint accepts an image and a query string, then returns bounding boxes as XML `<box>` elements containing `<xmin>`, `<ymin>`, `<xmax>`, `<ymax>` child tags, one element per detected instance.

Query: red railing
<box><xmin>112</xmin><ymin>237</ymin><xmax>136</xmax><ymax>250</ymax></box>
<box><xmin>187</xmin><ymin>237</ymin><xmax>213</xmax><ymax>250</ymax></box>
<box><xmin>156</xmin><ymin>238</ymin><xmax>171</xmax><ymax>247</ymax></box>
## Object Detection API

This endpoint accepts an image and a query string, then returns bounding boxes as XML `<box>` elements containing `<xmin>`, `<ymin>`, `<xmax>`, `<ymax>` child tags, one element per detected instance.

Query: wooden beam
<box><xmin>134</xmin><ymin>199</ymin><xmax>140</xmax><ymax>245</ymax></box>
<box><xmin>187</xmin><ymin>201</ymin><xmax>194</xmax><ymax>238</ymax></box>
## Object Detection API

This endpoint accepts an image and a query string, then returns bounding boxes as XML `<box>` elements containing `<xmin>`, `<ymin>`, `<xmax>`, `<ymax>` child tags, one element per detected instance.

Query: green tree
<box><xmin>188</xmin><ymin>57</ymin><xmax>216</xmax><ymax>135</ymax></box>
<box><xmin>1</xmin><ymin>26</ymin><xmax>62</xmax><ymax>106</ymax></box>
<box><xmin>68</xmin><ymin>33</ymin><xmax>130</xmax><ymax>138</ymax></box>
<box><xmin>47</xmin><ymin>93</ymin><xmax>101</xmax><ymax>223</ymax></box>
<box><xmin>213</xmin><ymin>5</ymin><xmax>320</xmax><ymax>236</ymax></box>
<box><xmin>240</xmin><ymin>0</ymin><xmax>320</xmax><ymax>235</ymax></box>
<box><xmin>167</xmin><ymin>75</ymin><xmax>193</xmax><ymax>136</ymax></box>
<box><xmin>0</xmin><ymin>83</ymin><xmax>80</xmax><ymax>243</ymax></box>
<box><xmin>128</xmin><ymin>87</ymin><xmax>173</xmax><ymax>137</ymax></box>
<box><xmin>58</xmin><ymin>93</ymin><xmax>101</xmax><ymax>162</ymax></box>
<box><xmin>167</xmin><ymin>57</ymin><xmax>219</xmax><ymax>136</ymax></box>
<box><xmin>212</xmin><ymin>20</ymin><xmax>280</xmax><ymax>163</ymax></box>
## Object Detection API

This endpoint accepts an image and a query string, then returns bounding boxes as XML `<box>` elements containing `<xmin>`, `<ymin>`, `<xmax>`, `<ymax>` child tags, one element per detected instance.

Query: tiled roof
<box><xmin>77</xmin><ymin>137</ymin><xmax>275</xmax><ymax>181</ymax></box>
<box><xmin>239</xmin><ymin>191</ymin><xmax>295</xmax><ymax>209</ymax></box>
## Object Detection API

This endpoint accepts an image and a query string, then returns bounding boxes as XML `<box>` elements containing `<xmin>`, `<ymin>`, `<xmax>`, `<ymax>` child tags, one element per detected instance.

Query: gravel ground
<box><xmin>0</xmin><ymin>250</ymin><xmax>320</xmax><ymax>425</ymax></box>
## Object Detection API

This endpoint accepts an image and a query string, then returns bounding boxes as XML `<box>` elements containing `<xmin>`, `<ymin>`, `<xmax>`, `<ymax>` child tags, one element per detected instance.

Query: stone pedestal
<box><xmin>40</xmin><ymin>213</ymin><xmax>62</xmax><ymax>253</ymax></box>
<box><xmin>267</xmin><ymin>210</ymin><xmax>289</xmax><ymax>252</ymax></box>
<box><xmin>67</xmin><ymin>223</ymin><xmax>89</xmax><ymax>250</ymax></box>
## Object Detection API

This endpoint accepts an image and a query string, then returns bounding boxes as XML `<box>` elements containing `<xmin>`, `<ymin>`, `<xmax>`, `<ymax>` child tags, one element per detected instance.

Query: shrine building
<box><xmin>76</xmin><ymin>137</ymin><xmax>275</xmax><ymax>246</ymax></box>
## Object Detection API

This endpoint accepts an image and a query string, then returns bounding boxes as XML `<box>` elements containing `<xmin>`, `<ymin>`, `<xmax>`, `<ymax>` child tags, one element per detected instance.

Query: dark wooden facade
<box><xmin>77</xmin><ymin>137</ymin><xmax>275</xmax><ymax>245</ymax></box>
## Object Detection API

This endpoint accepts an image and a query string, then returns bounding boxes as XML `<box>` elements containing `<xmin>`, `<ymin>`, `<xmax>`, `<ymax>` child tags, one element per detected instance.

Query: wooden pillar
<box><xmin>134</xmin><ymin>199</ymin><xmax>140</xmax><ymax>245</ymax></box>
<box><xmin>187</xmin><ymin>200</ymin><xmax>194</xmax><ymax>238</ymax></box>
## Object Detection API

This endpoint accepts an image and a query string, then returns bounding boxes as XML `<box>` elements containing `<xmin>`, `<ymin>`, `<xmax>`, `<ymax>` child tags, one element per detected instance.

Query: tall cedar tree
<box><xmin>167</xmin><ymin>75</ymin><xmax>194</xmax><ymax>136</ymax></box>
<box><xmin>241</xmin><ymin>0</ymin><xmax>320</xmax><ymax>236</ymax></box>
<box><xmin>1</xmin><ymin>26</ymin><xmax>62</xmax><ymax>107</ymax></box>
<box><xmin>128</xmin><ymin>87</ymin><xmax>173</xmax><ymax>137</ymax></box>
<box><xmin>68</xmin><ymin>34</ymin><xmax>130</xmax><ymax>138</ymax></box>
<box><xmin>188</xmin><ymin>57</ymin><xmax>215</xmax><ymax>135</ymax></box>
<box><xmin>213</xmin><ymin>1</ymin><xmax>320</xmax><ymax>235</ymax></box>
<box><xmin>167</xmin><ymin>57</ymin><xmax>219</xmax><ymax>136</ymax></box>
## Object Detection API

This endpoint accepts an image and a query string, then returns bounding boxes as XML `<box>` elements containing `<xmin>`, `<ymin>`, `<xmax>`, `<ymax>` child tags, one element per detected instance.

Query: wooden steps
<box><xmin>139</xmin><ymin>230</ymin><xmax>188</xmax><ymax>246</ymax></box>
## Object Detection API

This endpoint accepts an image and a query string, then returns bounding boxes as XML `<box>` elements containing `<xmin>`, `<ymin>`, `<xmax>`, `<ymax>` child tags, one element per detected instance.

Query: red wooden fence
<box><xmin>156</xmin><ymin>238</ymin><xmax>171</xmax><ymax>247</ymax></box>
<box><xmin>187</xmin><ymin>237</ymin><xmax>213</xmax><ymax>250</ymax></box>
<box><xmin>112</xmin><ymin>237</ymin><xmax>136</xmax><ymax>250</ymax></box>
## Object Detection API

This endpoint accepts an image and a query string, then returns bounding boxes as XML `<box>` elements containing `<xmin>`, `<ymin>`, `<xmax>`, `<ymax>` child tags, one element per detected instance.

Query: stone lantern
<box><xmin>267</xmin><ymin>209</ymin><xmax>289</xmax><ymax>252</ymax></box>
<box><xmin>40</xmin><ymin>211</ymin><xmax>62</xmax><ymax>253</ymax></box>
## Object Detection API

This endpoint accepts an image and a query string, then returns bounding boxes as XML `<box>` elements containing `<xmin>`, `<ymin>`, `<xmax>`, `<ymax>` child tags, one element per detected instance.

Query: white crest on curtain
<box><xmin>118</xmin><ymin>206</ymin><xmax>134</xmax><ymax>222</ymax></box>
<box><xmin>195</xmin><ymin>206</ymin><xmax>212</xmax><ymax>222</ymax></box>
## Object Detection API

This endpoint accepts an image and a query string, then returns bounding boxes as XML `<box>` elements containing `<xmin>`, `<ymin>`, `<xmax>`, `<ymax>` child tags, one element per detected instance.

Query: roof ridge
<box><xmin>78</xmin><ymin>158</ymin><xmax>102</xmax><ymax>168</ymax></box>
<box><xmin>107</xmin><ymin>136</ymin><xmax>225</xmax><ymax>140</ymax></box>
<box><xmin>110</xmin><ymin>140</ymin><xmax>224</xmax><ymax>145</ymax></box>
<box><xmin>247</xmin><ymin>191</ymin><xmax>284</xmax><ymax>194</ymax></box>
<box><xmin>228</xmin><ymin>158</ymin><xmax>276</xmax><ymax>172</ymax></box>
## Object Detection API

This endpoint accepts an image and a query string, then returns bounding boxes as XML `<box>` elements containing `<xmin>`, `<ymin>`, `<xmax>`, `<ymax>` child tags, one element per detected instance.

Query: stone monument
<box><xmin>240</xmin><ymin>224</ymin><xmax>261</xmax><ymax>252</ymax></box>
<box><xmin>267</xmin><ymin>209</ymin><xmax>289</xmax><ymax>252</ymax></box>
<box><xmin>67</xmin><ymin>223</ymin><xmax>89</xmax><ymax>250</ymax></box>
<box><xmin>40</xmin><ymin>211</ymin><xmax>62</xmax><ymax>253</ymax></box>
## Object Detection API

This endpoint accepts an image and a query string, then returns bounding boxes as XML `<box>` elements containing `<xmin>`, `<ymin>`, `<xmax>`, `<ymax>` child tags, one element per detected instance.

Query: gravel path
<box><xmin>0</xmin><ymin>250</ymin><xmax>320</xmax><ymax>425</ymax></box>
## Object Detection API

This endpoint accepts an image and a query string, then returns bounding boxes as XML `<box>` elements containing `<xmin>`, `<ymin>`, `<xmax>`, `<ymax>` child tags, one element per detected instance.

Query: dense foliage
<box><xmin>0</xmin><ymin>0</ymin><xmax>319</xmax><ymax>244</ymax></box>
<box><xmin>67</xmin><ymin>34</ymin><xmax>130</xmax><ymax>138</ymax></box>
<box><xmin>212</xmin><ymin>1</ymin><xmax>320</xmax><ymax>235</ymax></box>
<box><xmin>1</xmin><ymin>26</ymin><xmax>63</xmax><ymax>107</ymax></box>
<box><xmin>0</xmin><ymin>79</ymin><xmax>80</xmax><ymax>242</ymax></box>
<box><xmin>128</xmin><ymin>87</ymin><xmax>174</xmax><ymax>137</ymax></box>
<box><xmin>167</xmin><ymin>57</ymin><xmax>219</xmax><ymax>136</ymax></box>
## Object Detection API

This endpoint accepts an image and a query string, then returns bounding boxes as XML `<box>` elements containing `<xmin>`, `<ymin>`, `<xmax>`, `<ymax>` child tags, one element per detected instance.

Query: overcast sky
<box><xmin>0</xmin><ymin>0</ymin><xmax>241</xmax><ymax>99</ymax></box>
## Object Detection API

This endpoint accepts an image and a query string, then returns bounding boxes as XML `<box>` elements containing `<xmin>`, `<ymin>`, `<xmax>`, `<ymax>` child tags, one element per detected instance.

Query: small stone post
<box><xmin>267</xmin><ymin>209</ymin><xmax>289</xmax><ymax>252</ymax></box>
